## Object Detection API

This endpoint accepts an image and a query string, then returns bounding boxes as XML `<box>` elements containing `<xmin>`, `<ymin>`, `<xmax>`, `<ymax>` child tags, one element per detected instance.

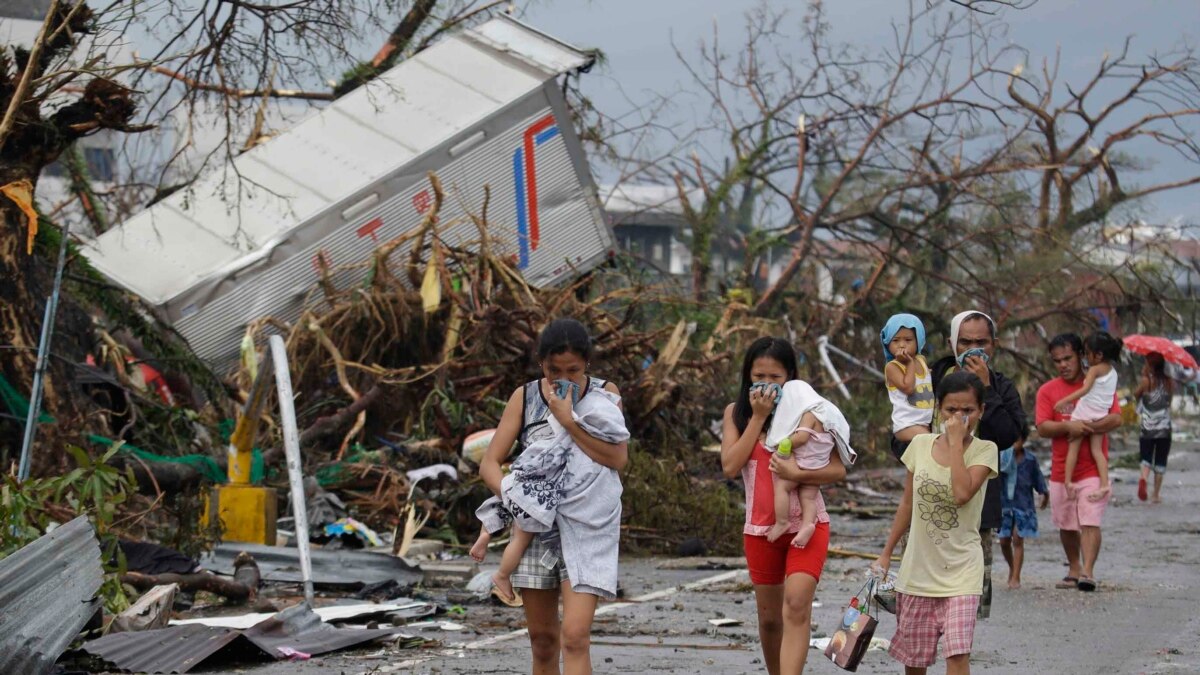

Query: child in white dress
<box><xmin>1054</xmin><ymin>331</ymin><xmax>1123</xmax><ymax>501</ymax></box>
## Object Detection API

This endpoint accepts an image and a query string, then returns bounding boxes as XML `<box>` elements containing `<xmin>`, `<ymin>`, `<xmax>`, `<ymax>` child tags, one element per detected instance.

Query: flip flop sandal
<box><xmin>1055</xmin><ymin>576</ymin><xmax>1079</xmax><ymax>589</ymax></box>
<box><xmin>1138</xmin><ymin>477</ymin><xmax>1148</xmax><ymax>502</ymax></box>
<box><xmin>491</xmin><ymin>586</ymin><xmax>524</xmax><ymax>607</ymax></box>
<box><xmin>1077</xmin><ymin>578</ymin><xmax>1098</xmax><ymax>592</ymax></box>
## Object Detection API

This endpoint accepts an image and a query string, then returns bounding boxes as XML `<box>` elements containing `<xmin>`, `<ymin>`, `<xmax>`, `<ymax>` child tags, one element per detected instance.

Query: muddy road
<box><xmin>218</xmin><ymin>441</ymin><xmax>1200</xmax><ymax>674</ymax></box>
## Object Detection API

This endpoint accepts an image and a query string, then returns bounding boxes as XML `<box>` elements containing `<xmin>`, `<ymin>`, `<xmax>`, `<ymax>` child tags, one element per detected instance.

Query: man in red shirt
<box><xmin>1035</xmin><ymin>333</ymin><xmax>1122</xmax><ymax>592</ymax></box>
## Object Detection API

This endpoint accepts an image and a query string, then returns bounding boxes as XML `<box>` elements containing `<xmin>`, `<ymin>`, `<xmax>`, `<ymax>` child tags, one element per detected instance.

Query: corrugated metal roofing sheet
<box><xmin>84</xmin><ymin>14</ymin><xmax>592</xmax><ymax>308</ymax></box>
<box><xmin>0</xmin><ymin>515</ymin><xmax>104</xmax><ymax>675</ymax></box>
<box><xmin>82</xmin><ymin>623</ymin><xmax>243</xmax><ymax>674</ymax></box>
<box><xmin>82</xmin><ymin>602</ymin><xmax>415</xmax><ymax>673</ymax></box>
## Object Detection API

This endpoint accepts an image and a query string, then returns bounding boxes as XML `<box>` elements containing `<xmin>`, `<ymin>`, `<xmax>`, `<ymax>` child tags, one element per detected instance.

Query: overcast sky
<box><xmin>519</xmin><ymin>0</ymin><xmax>1200</xmax><ymax>225</ymax></box>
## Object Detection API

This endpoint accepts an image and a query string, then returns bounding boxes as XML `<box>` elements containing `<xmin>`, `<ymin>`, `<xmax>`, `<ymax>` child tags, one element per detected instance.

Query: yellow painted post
<box><xmin>204</xmin><ymin>353</ymin><xmax>280</xmax><ymax>544</ymax></box>
<box><xmin>227</xmin><ymin>360</ymin><xmax>274</xmax><ymax>485</ymax></box>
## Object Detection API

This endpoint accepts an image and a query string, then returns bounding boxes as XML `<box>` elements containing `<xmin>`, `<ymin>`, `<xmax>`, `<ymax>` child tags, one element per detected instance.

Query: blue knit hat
<box><xmin>880</xmin><ymin>313</ymin><xmax>927</xmax><ymax>363</ymax></box>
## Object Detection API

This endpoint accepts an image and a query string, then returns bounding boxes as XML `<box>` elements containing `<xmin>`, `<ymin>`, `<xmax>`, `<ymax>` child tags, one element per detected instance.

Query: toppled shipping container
<box><xmin>85</xmin><ymin>15</ymin><xmax>613</xmax><ymax>367</ymax></box>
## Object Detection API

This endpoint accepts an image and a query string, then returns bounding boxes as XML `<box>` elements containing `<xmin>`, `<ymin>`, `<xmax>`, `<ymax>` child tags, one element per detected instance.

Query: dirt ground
<box><xmin>214</xmin><ymin>439</ymin><xmax>1200</xmax><ymax>674</ymax></box>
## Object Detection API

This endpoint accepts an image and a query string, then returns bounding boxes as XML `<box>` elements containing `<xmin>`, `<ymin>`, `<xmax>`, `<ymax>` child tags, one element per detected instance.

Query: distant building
<box><xmin>598</xmin><ymin>182</ymin><xmax>881</xmax><ymax>302</ymax></box>
<box><xmin>600</xmin><ymin>184</ymin><xmax>694</xmax><ymax>277</ymax></box>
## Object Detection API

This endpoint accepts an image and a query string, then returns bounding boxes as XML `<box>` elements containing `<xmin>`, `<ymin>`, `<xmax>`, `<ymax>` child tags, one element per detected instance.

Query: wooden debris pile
<box><xmin>226</xmin><ymin>174</ymin><xmax>778</xmax><ymax>546</ymax></box>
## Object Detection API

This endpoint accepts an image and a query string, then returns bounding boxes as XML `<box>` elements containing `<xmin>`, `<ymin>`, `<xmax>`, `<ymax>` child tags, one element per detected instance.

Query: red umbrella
<box><xmin>1122</xmin><ymin>334</ymin><xmax>1199</xmax><ymax>369</ymax></box>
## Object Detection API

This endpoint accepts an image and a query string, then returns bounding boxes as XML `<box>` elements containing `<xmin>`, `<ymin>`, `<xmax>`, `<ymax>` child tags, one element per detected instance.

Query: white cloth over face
<box><xmin>475</xmin><ymin>388</ymin><xmax>628</xmax><ymax>598</ymax></box>
<box><xmin>764</xmin><ymin>380</ymin><xmax>858</xmax><ymax>468</ymax></box>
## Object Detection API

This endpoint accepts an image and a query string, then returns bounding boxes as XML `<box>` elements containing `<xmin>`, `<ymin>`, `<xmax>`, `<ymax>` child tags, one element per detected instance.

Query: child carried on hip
<box><xmin>881</xmin><ymin>314</ymin><xmax>935</xmax><ymax>462</ymax></box>
<box><xmin>1053</xmin><ymin>331</ymin><xmax>1123</xmax><ymax>501</ymax></box>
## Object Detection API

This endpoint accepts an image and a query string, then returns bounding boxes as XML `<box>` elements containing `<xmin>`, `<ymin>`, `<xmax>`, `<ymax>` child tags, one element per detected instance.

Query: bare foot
<box><xmin>1087</xmin><ymin>484</ymin><xmax>1111</xmax><ymax>502</ymax></box>
<box><xmin>1151</xmin><ymin>495</ymin><xmax>1162</xmax><ymax>504</ymax></box>
<box><xmin>765</xmin><ymin>522</ymin><xmax>791</xmax><ymax>543</ymax></box>
<box><xmin>790</xmin><ymin>522</ymin><xmax>817</xmax><ymax>549</ymax></box>
<box><xmin>469</xmin><ymin>533</ymin><xmax>490</xmax><ymax>562</ymax></box>
<box><xmin>1008</xmin><ymin>578</ymin><xmax>1021</xmax><ymax>590</ymax></box>
<box><xmin>492</xmin><ymin>572</ymin><xmax>516</xmax><ymax>603</ymax></box>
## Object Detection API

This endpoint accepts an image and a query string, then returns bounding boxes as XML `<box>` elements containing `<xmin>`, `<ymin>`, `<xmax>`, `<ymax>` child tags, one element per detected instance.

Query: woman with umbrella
<box><xmin>1133</xmin><ymin>354</ymin><xmax>1174</xmax><ymax>503</ymax></box>
<box><xmin>1125</xmin><ymin>335</ymin><xmax>1196</xmax><ymax>503</ymax></box>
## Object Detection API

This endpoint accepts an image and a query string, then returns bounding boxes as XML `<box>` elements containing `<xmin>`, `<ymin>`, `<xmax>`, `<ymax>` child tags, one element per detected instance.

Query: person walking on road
<box><xmin>1035</xmin><ymin>333</ymin><xmax>1121</xmax><ymax>592</ymax></box>
<box><xmin>875</xmin><ymin>371</ymin><xmax>999</xmax><ymax>675</ymax></box>
<box><xmin>479</xmin><ymin>318</ymin><xmax>628</xmax><ymax>675</ymax></box>
<box><xmin>930</xmin><ymin>310</ymin><xmax>1025</xmax><ymax>619</ymax></box>
<box><xmin>721</xmin><ymin>337</ymin><xmax>847</xmax><ymax>674</ymax></box>
<box><xmin>1134</xmin><ymin>352</ymin><xmax>1175</xmax><ymax>503</ymax></box>
<box><xmin>997</xmin><ymin>430</ymin><xmax>1049</xmax><ymax>590</ymax></box>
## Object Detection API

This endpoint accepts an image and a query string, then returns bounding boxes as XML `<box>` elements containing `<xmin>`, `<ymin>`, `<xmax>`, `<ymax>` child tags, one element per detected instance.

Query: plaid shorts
<box><xmin>889</xmin><ymin>593</ymin><xmax>980</xmax><ymax>667</ymax></box>
<box><xmin>511</xmin><ymin>531</ymin><xmax>568</xmax><ymax>590</ymax></box>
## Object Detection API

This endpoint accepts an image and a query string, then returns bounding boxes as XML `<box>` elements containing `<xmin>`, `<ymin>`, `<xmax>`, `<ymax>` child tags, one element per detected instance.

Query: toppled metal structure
<box><xmin>85</xmin><ymin>14</ymin><xmax>612</xmax><ymax>367</ymax></box>
<box><xmin>0</xmin><ymin>516</ymin><xmax>104</xmax><ymax>675</ymax></box>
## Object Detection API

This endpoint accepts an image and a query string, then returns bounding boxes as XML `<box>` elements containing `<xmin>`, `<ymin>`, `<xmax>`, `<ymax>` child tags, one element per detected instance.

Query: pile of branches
<box><xmin>228</xmin><ymin>174</ymin><xmax>777</xmax><ymax>543</ymax></box>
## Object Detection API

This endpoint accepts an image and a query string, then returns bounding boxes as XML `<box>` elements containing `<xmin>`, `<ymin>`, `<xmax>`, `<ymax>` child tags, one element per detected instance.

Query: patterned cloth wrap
<box><xmin>476</xmin><ymin>388</ymin><xmax>629</xmax><ymax>597</ymax></box>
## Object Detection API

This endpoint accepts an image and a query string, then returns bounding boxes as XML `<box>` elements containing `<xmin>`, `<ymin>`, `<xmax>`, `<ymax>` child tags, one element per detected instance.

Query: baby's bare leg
<box><xmin>766</xmin><ymin>477</ymin><xmax>798</xmax><ymax>543</ymax></box>
<box><xmin>791</xmin><ymin>485</ymin><xmax>820</xmax><ymax>548</ymax></box>
<box><xmin>469</xmin><ymin>525</ymin><xmax>492</xmax><ymax>562</ymax></box>
<box><xmin>1088</xmin><ymin>434</ymin><xmax>1112</xmax><ymax>502</ymax></box>
<box><xmin>1064</xmin><ymin>435</ymin><xmax>1083</xmax><ymax>498</ymax></box>
<box><xmin>492</xmin><ymin>525</ymin><xmax>535</xmax><ymax>602</ymax></box>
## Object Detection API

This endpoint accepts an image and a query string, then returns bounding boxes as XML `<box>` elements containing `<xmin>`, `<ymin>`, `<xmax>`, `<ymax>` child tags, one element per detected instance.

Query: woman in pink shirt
<box><xmin>721</xmin><ymin>337</ymin><xmax>848</xmax><ymax>674</ymax></box>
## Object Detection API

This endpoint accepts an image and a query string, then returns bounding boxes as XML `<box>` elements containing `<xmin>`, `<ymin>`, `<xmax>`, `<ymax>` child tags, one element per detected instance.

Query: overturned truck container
<box><xmin>85</xmin><ymin>16</ymin><xmax>613</xmax><ymax>368</ymax></box>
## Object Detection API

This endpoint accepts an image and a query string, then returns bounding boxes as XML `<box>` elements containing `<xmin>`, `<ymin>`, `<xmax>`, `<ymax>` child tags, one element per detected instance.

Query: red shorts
<box><xmin>742</xmin><ymin>522</ymin><xmax>830</xmax><ymax>585</ymax></box>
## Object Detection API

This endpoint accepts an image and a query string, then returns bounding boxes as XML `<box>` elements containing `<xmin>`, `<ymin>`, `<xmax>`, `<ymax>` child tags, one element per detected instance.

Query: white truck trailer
<box><xmin>85</xmin><ymin>15</ymin><xmax>614</xmax><ymax>368</ymax></box>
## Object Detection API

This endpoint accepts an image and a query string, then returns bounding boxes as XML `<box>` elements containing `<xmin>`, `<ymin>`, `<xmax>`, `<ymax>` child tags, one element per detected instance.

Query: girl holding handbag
<box><xmin>873</xmin><ymin>371</ymin><xmax>998</xmax><ymax>675</ymax></box>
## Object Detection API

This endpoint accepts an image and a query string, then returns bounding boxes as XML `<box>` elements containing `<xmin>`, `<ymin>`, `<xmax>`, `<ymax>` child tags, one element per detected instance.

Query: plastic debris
<box><xmin>324</xmin><ymin>518</ymin><xmax>383</xmax><ymax>547</ymax></box>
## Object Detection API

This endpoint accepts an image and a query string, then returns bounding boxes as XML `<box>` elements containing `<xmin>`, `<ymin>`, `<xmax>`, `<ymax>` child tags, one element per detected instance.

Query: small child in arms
<box><xmin>471</xmin><ymin>379</ymin><xmax>628</xmax><ymax>602</ymax></box>
<box><xmin>469</xmin><ymin>515</ymin><xmax>530</xmax><ymax>604</ymax></box>
<box><xmin>761</xmin><ymin>381</ymin><xmax>838</xmax><ymax>548</ymax></box>
<box><xmin>881</xmin><ymin>313</ymin><xmax>935</xmax><ymax>462</ymax></box>
<box><xmin>1053</xmin><ymin>331</ymin><xmax>1123</xmax><ymax>501</ymax></box>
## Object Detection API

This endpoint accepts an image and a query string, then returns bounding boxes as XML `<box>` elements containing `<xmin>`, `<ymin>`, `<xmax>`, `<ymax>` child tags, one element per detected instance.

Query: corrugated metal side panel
<box><xmin>515</xmin><ymin>134</ymin><xmax>607</xmax><ymax>286</ymax></box>
<box><xmin>172</xmin><ymin>101</ymin><xmax>610</xmax><ymax>368</ymax></box>
<box><xmin>0</xmin><ymin>516</ymin><xmax>103</xmax><ymax>675</ymax></box>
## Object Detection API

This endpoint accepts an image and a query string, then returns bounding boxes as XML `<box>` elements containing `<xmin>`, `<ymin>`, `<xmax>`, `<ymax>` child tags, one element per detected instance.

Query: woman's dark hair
<box><xmin>936</xmin><ymin>370</ymin><xmax>985</xmax><ymax>407</ymax></box>
<box><xmin>1083</xmin><ymin>331</ymin><xmax>1123</xmax><ymax>364</ymax></box>
<box><xmin>538</xmin><ymin>318</ymin><xmax>592</xmax><ymax>361</ymax></box>
<box><xmin>733</xmin><ymin>337</ymin><xmax>798</xmax><ymax>434</ymax></box>
<box><xmin>1145</xmin><ymin>352</ymin><xmax>1173</xmax><ymax>392</ymax></box>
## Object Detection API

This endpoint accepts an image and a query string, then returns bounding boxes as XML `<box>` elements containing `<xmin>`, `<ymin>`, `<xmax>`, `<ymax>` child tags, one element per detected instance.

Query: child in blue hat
<box><xmin>881</xmin><ymin>314</ymin><xmax>934</xmax><ymax>461</ymax></box>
